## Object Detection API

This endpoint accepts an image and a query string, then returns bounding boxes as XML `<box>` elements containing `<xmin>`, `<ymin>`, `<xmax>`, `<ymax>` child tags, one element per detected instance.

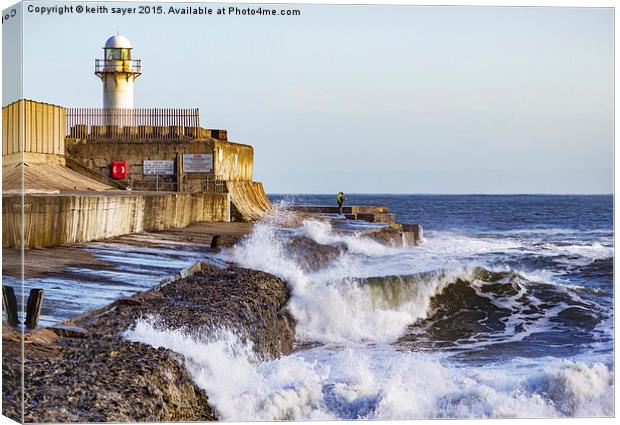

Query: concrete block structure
<box><xmin>2</xmin><ymin>99</ymin><xmax>113</xmax><ymax>193</ymax></box>
<box><xmin>2</xmin><ymin>99</ymin><xmax>67</xmax><ymax>166</ymax></box>
<box><xmin>65</xmin><ymin>136</ymin><xmax>256</xmax><ymax>191</ymax></box>
<box><xmin>2</xmin><ymin>98</ymin><xmax>272</xmax><ymax>247</ymax></box>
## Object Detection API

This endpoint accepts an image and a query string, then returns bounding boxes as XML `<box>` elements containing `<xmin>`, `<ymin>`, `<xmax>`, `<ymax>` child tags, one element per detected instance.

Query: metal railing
<box><xmin>125</xmin><ymin>174</ymin><xmax>226</xmax><ymax>194</ymax></box>
<box><xmin>66</xmin><ymin>108</ymin><xmax>200</xmax><ymax>140</ymax></box>
<box><xmin>182</xmin><ymin>176</ymin><xmax>226</xmax><ymax>193</ymax></box>
<box><xmin>95</xmin><ymin>59</ymin><xmax>142</xmax><ymax>75</ymax></box>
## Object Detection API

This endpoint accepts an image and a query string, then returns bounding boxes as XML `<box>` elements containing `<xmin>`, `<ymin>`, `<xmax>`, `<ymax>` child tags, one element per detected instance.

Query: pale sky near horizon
<box><xmin>2</xmin><ymin>2</ymin><xmax>614</xmax><ymax>194</ymax></box>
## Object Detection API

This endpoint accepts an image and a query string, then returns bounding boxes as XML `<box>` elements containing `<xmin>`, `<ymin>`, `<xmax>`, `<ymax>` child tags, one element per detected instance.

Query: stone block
<box><xmin>123</xmin><ymin>126</ymin><xmax>139</xmax><ymax>138</ymax></box>
<box><xmin>90</xmin><ymin>125</ymin><xmax>107</xmax><ymax>138</ymax></box>
<box><xmin>70</xmin><ymin>125</ymin><xmax>88</xmax><ymax>139</ymax></box>
<box><xmin>185</xmin><ymin>127</ymin><xmax>200</xmax><ymax>138</ymax></box>
<box><xmin>93</xmin><ymin>158</ymin><xmax>109</xmax><ymax>168</ymax></box>
<box><xmin>169</xmin><ymin>126</ymin><xmax>184</xmax><ymax>138</ymax></box>
<box><xmin>210</xmin><ymin>129</ymin><xmax>228</xmax><ymax>140</ymax></box>
<box><xmin>356</xmin><ymin>212</ymin><xmax>396</xmax><ymax>224</ymax></box>
<box><xmin>106</xmin><ymin>125</ymin><xmax>123</xmax><ymax>138</ymax></box>
<box><xmin>402</xmin><ymin>224</ymin><xmax>423</xmax><ymax>245</ymax></box>
<box><xmin>153</xmin><ymin>126</ymin><xmax>170</xmax><ymax>138</ymax></box>
<box><xmin>138</xmin><ymin>125</ymin><xmax>154</xmax><ymax>138</ymax></box>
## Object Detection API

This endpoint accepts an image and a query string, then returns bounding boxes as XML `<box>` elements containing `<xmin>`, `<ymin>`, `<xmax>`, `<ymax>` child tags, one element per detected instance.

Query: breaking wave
<box><xmin>231</xmin><ymin>218</ymin><xmax>611</xmax><ymax>346</ymax></box>
<box><xmin>125</xmin><ymin>318</ymin><xmax>613</xmax><ymax>420</ymax></box>
<box><xmin>125</xmin><ymin>211</ymin><xmax>613</xmax><ymax>420</ymax></box>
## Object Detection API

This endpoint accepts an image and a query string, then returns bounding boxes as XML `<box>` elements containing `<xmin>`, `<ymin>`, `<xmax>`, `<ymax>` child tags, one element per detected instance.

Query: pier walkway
<box><xmin>286</xmin><ymin>205</ymin><xmax>396</xmax><ymax>224</ymax></box>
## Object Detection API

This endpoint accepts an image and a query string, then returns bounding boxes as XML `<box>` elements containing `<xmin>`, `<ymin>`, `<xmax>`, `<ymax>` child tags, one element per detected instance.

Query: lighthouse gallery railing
<box><xmin>66</xmin><ymin>108</ymin><xmax>200</xmax><ymax>140</ymax></box>
<box><xmin>94</xmin><ymin>59</ymin><xmax>142</xmax><ymax>75</ymax></box>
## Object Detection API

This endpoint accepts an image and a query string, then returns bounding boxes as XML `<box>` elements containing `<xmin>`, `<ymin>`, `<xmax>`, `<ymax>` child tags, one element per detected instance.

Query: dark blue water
<box><xmin>270</xmin><ymin>194</ymin><xmax>612</xmax><ymax>233</ymax></box>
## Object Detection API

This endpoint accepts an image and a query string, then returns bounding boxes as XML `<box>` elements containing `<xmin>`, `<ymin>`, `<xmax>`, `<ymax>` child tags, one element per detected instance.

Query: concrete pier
<box><xmin>286</xmin><ymin>205</ymin><xmax>395</xmax><ymax>224</ymax></box>
<box><xmin>287</xmin><ymin>204</ymin><xmax>423</xmax><ymax>244</ymax></box>
<box><xmin>286</xmin><ymin>205</ymin><xmax>389</xmax><ymax>214</ymax></box>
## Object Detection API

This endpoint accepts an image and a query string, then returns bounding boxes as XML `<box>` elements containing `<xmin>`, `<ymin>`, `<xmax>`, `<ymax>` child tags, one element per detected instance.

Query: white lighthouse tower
<box><xmin>95</xmin><ymin>34</ymin><xmax>141</xmax><ymax>109</ymax></box>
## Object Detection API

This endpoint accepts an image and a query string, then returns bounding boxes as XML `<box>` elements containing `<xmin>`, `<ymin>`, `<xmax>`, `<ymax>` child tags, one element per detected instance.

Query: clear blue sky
<box><xmin>6</xmin><ymin>2</ymin><xmax>614</xmax><ymax>194</ymax></box>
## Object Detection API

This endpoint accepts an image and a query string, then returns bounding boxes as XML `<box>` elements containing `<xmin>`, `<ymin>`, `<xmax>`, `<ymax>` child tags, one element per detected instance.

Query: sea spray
<box><xmin>231</xmin><ymin>216</ymin><xmax>612</xmax><ymax>346</ymax></box>
<box><xmin>124</xmin><ymin>318</ymin><xmax>614</xmax><ymax>420</ymax></box>
<box><xmin>298</xmin><ymin>220</ymin><xmax>395</xmax><ymax>256</ymax></box>
<box><xmin>232</xmin><ymin>217</ymin><xmax>472</xmax><ymax>343</ymax></box>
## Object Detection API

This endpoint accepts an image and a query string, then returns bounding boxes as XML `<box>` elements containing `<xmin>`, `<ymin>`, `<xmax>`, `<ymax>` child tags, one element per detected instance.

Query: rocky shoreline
<box><xmin>3</xmin><ymin>265</ymin><xmax>294</xmax><ymax>422</ymax></box>
<box><xmin>2</xmin><ymin>216</ymin><xmax>409</xmax><ymax>422</ymax></box>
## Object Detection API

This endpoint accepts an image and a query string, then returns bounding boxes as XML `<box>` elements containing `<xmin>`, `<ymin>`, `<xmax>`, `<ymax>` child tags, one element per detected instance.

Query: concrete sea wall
<box><xmin>3</xmin><ymin>192</ymin><xmax>230</xmax><ymax>248</ymax></box>
<box><xmin>213</xmin><ymin>140</ymin><xmax>254</xmax><ymax>181</ymax></box>
<box><xmin>227</xmin><ymin>181</ymin><xmax>272</xmax><ymax>221</ymax></box>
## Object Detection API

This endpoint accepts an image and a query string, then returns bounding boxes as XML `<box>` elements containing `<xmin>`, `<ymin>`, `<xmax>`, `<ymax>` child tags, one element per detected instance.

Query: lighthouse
<box><xmin>95</xmin><ymin>34</ymin><xmax>141</xmax><ymax>109</ymax></box>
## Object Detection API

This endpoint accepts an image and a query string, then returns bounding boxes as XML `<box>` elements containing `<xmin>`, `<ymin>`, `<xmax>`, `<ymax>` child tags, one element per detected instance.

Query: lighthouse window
<box><xmin>105</xmin><ymin>48</ymin><xmax>130</xmax><ymax>60</ymax></box>
<box><xmin>106</xmin><ymin>48</ymin><xmax>122</xmax><ymax>60</ymax></box>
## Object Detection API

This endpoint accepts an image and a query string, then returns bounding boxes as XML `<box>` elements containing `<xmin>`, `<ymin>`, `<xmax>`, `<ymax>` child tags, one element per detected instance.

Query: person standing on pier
<box><xmin>337</xmin><ymin>192</ymin><xmax>347</xmax><ymax>214</ymax></box>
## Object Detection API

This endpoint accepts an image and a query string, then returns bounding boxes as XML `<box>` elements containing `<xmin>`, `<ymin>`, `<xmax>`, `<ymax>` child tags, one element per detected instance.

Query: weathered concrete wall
<box><xmin>213</xmin><ymin>140</ymin><xmax>254</xmax><ymax>181</ymax></box>
<box><xmin>3</xmin><ymin>192</ymin><xmax>230</xmax><ymax>248</ymax></box>
<box><xmin>227</xmin><ymin>181</ymin><xmax>272</xmax><ymax>221</ymax></box>
<box><xmin>2</xmin><ymin>99</ymin><xmax>66</xmax><ymax>166</ymax></box>
<box><xmin>65</xmin><ymin>138</ymin><xmax>214</xmax><ymax>189</ymax></box>
<box><xmin>67</xmin><ymin>137</ymin><xmax>256</xmax><ymax>189</ymax></box>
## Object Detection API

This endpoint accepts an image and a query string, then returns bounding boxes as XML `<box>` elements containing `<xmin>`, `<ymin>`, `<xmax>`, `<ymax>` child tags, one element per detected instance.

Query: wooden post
<box><xmin>176</xmin><ymin>153</ymin><xmax>183</xmax><ymax>192</ymax></box>
<box><xmin>2</xmin><ymin>286</ymin><xmax>19</xmax><ymax>327</ymax></box>
<box><xmin>210</xmin><ymin>235</ymin><xmax>221</xmax><ymax>251</ymax></box>
<box><xmin>25</xmin><ymin>288</ymin><xmax>44</xmax><ymax>329</ymax></box>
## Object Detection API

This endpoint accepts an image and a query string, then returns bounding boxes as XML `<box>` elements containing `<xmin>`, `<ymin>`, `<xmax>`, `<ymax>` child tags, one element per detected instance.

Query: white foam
<box><xmin>232</xmin><ymin>219</ymin><xmax>475</xmax><ymax>343</ymax></box>
<box><xmin>299</xmin><ymin>220</ymin><xmax>395</xmax><ymax>257</ymax></box>
<box><xmin>231</xmin><ymin>215</ymin><xmax>612</xmax><ymax>345</ymax></box>
<box><xmin>539</xmin><ymin>242</ymin><xmax>613</xmax><ymax>262</ymax></box>
<box><xmin>124</xmin><ymin>319</ymin><xmax>614</xmax><ymax>420</ymax></box>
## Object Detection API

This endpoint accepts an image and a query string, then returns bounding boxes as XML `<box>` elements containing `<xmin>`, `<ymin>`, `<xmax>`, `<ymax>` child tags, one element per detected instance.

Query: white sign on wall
<box><xmin>183</xmin><ymin>153</ymin><xmax>213</xmax><ymax>173</ymax></box>
<box><xmin>143</xmin><ymin>160</ymin><xmax>175</xmax><ymax>175</ymax></box>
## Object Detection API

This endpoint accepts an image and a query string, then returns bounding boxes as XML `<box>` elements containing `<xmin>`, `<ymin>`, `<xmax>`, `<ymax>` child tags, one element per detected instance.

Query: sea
<box><xmin>126</xmin><ymin>194</ymin><xmax>614</xmax><ymax>420</ymax></box>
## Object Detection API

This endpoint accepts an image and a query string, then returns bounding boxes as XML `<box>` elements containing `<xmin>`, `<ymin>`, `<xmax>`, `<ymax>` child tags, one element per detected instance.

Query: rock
<box><xmin>115</xmin><ymin>298</ymin><xmax>142</xmax><ymax>307</ymax></box>
<box><xmin>48</xmin><ymin>324</ymin><xmax>90</xmax><ymax>338</ymax></box>
<box><xmin>6</xmin><ymin>265</ymin><xmax>295</xmax><ymax>422</ymax></box>
<box><xmin>83</xmin><ymin>266</ymin><xmax>296</xmax><ymax>359</ymax></box>
<box><xmin>284</xmin><ymin>236</ymin><xmax>346</xmax><ymax>271</ymax></box>
<box><xmin>366</xmin><ymin>226</ymin><xmax>409</xmax><ymax>246</ymax></box>
<box><xmin>21</xmin><ymin>337</ymin><xmax>217</xmax><ymax>423</ymax></box>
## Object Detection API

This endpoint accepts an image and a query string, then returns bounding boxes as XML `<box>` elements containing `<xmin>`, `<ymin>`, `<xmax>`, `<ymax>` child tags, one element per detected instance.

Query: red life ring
<box><xmin>111</xmin><ymin>161</ymin><xmax>128</xmax><ymax>179</ymax></box>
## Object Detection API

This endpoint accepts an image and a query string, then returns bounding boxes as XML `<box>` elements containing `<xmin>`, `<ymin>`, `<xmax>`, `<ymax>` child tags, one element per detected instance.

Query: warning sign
<box><xmin>143</xmin><ymin>160</ymin><xmax>175</xmax><ymax>175</ymax></box>
<box><xmin>183</xmin><ymin>153</ymin><xmax>213</xmax><ymax>173</ymax></box>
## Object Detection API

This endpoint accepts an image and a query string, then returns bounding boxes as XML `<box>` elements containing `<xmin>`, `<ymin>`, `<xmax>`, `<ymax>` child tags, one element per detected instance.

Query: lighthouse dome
<box><xmin>104</xmin><ymin>35</ymin><xmax>132</xmax><ymax>49</ymax></box>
